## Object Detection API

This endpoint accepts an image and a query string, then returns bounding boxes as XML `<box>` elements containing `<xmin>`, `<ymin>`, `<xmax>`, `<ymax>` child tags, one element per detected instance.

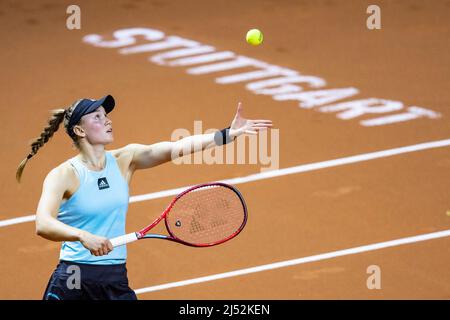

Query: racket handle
<box><xmin>110</xmin><ymin>232</ymin><xmax>139</xmax><ymax>248</ymax></box>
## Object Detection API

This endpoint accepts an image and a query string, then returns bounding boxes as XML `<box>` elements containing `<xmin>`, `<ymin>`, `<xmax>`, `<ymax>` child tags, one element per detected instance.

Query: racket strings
<box><xmin>166</xmin><ymin>185</ymin><xmax>246</xmax><ymax>245</ymax></box>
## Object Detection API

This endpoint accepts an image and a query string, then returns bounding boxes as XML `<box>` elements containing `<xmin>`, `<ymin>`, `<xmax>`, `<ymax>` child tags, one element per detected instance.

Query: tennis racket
<box><xmin>110</xmin><ymin>182</ymin><xmax>248</xmax><ymax>248</ymax></box>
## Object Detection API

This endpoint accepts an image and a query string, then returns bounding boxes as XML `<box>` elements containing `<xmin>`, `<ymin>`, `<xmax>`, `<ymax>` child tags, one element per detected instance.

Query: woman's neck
<box><xmin>78</xmin><ymin>145</ymin><xmax>106</xmax><ymax>171</ymax></box>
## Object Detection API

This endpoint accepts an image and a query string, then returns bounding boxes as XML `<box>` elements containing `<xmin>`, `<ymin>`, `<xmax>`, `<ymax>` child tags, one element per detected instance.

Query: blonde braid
<box><xmin>16</xmin><ymin>109</ymin><xmax>67</xmax><ymax>183</ymax></box>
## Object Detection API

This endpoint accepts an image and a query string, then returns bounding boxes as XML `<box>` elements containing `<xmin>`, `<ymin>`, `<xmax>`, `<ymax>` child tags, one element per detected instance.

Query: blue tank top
<box><xmin>58</xmin><ymin>151</ymin><xmax>129</xmax><ymax>265</ymax></box>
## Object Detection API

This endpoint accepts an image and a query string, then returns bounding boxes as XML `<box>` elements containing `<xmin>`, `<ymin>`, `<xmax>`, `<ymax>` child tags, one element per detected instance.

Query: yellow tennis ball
<box><xmin>246</xmin><ymin>29</ymin><xmax>263</xmax><ymax>46</ymax></box>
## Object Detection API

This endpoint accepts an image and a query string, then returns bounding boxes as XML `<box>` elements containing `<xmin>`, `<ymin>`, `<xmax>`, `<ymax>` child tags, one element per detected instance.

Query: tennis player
<box><xmin>16</xmin><ymin>94</ymin><xmax>272</xmax><ymax>300</ymax></box>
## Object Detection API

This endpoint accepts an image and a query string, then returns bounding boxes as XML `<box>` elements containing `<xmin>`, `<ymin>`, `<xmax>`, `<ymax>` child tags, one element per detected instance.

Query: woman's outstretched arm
<box><xmin>129</xmin><ymin>102</ymin><xmax>273</xmax><ymax>170</ymax></box>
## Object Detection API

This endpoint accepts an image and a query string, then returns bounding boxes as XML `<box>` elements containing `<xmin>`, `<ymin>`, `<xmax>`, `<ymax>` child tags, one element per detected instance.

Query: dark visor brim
<box><xmin>87</xmin><ymin>95</ymin><xmax>115</xmax><ymax>114</ymax></box>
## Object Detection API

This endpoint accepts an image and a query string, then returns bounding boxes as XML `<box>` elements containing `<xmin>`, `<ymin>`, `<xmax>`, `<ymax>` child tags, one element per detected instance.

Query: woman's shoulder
<box><xmin>108</xmin><ymin>145</ymin><xmax>136</xmax><ymax>165</ymax></box>
<box><xmin>108</xmin><ymin>145</ymin><xmax>139</xmax><ymax>181</ymax></box>
<box><xmin>49</xmin><ymin>159</ymin><xmax>77</xmax><ymax>177</ymax></box>
<box><xmin>42</xmin><ymin>159</ymin><xmax>79</xmax><ymax>193</ymax></box>
<box><xmin>109</xmin><ymin>144</ymin><xmax>136</xmax><ymax>158</ymax></box>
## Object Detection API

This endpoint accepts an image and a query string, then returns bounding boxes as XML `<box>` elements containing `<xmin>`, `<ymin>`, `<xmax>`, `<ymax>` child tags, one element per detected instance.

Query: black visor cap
<box><xmin>68</xmin><ymin>95</ymin><xmax>115</xmax><ymax>130</ymax></box>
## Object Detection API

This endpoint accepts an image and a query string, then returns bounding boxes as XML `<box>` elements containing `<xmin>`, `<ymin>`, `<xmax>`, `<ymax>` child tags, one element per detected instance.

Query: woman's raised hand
<box><xmin>229</xmin><ymin>102</ymin><xmax>273</xmax><ymax>138</ymax></box>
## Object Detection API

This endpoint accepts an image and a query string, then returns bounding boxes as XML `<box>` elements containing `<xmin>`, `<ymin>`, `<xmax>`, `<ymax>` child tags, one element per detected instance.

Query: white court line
<box><xmin>0</xmin><ymin>215</ymin><xmax>36</xmax><ymax>227</ymax></box>
<box><xmin>1</xmin><ymin>137</ymin><xmax>450</xmax><ymax>228</ymax></box>
<box><xmin>135</xmin><ymin>229</ymin><xmax>450</xmax><ymax>295</ymax></box>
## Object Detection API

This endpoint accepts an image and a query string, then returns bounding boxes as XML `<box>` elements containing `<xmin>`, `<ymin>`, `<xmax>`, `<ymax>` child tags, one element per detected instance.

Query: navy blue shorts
<box><xmin>43</xmin><ymin>260</ymin><xmax>137</xmax><ymax>300</ymax></box>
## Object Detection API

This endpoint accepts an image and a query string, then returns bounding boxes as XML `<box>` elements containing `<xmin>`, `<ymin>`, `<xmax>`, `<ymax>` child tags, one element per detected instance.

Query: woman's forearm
<box><xmin>172</xmin><ymin>128</ymin><xmax>238</xmax><ymax>158</ymax></box>
<box><xmin>173</xmin><ymin>132</ymin><xmax>217</xmax><ymax>157</ymax></box>
<box><xmin>36</xmin><ymin>215</ymin><xmax>84</xmax><ymax>242</ymax></box>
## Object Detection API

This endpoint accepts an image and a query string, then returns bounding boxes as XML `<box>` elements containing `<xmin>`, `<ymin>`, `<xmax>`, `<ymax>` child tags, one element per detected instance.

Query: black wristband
<box><xmin>214</xmin><ymin>127</ymin><xmax>234</xmax><ymax>146</ymax></box>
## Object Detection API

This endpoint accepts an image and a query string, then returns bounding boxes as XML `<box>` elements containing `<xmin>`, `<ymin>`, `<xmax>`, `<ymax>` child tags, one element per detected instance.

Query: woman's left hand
<box><xmin>229</xmin><ymin>102</ymin><xmax>273</xmax><ymax>138</ymax></box>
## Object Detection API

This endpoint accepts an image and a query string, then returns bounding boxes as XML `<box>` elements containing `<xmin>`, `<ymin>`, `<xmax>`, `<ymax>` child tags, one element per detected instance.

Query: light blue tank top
<box><xmin>58</xmin><ymin>151</ymin><xmax>129</xmax><ymax>265</ymax></box>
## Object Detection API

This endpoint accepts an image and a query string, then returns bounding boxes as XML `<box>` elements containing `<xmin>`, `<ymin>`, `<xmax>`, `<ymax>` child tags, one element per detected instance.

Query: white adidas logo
<box><xmin>97</xmin><ymin>177</ymin><xmax>110</xmax><ymax>190</ymax></box>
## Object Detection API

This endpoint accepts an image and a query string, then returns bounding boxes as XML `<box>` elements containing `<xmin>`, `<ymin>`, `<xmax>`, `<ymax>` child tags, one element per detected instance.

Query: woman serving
<box><xmin>16</xmin><ymin>95</ymin><xmax>272</xmax><ymax>300</ymax></box>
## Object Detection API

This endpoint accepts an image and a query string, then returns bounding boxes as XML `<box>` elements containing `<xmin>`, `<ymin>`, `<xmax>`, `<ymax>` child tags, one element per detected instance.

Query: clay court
<box><xmin>1</xmin><ymin>0</ymin><xmax>449</xmax><ymax>299</ymax></box>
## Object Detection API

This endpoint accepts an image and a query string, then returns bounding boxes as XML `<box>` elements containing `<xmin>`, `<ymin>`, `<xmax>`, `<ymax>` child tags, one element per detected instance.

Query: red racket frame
<box><xmin>136</xmin><ymin>182</ymin><xmax>248</xmax><ymax>247</ymax></box>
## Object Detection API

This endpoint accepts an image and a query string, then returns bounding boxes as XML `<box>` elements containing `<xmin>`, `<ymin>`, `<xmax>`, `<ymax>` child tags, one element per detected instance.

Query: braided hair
<box><xmin>16</xmin><ymin>99</ymin><xmax>82</xmax><ymax>183</ymax></box>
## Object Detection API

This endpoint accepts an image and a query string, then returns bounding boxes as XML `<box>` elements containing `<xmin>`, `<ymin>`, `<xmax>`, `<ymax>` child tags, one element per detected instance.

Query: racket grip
<box><xmin>110</xmin><ymin>232</ymin><xmax>139</xmax><ymax>248</ymax></box>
